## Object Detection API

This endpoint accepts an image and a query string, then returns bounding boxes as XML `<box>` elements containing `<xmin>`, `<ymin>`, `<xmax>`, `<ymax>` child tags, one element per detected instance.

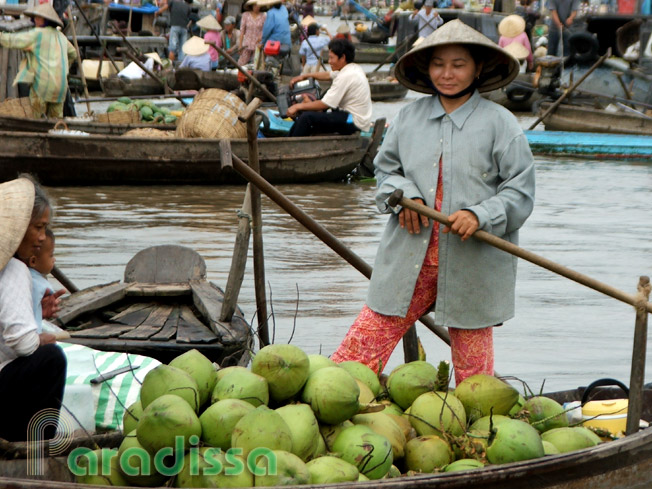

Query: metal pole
<box><xmin>626</xmin><ymin>276</ymin><xmax>650</xmax><ymax>435</ymax></box>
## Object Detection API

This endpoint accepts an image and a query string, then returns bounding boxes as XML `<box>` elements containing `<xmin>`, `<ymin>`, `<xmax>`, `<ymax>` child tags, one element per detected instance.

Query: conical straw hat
<box><xmin>0</xmin><ymin>178</ymin><xmax>35</xmax><ymax>270</ymax></box>
<box><xmin>498</xmin><ymin>14</ymin><xmax>526</xmax><ymax>38</ymax></box>
<box><xmin>24</xmin><ymin>2</ymin><xmax>63</xmax><ymax>28</ymax></box>
<box><xmin>395</xmin><ymin>19</ymin><xmax>519</xmax><ymax>94</ymax></box>
<box><xmin>502</xmin><ymin>41</ymin><xmax>529</xmax><ymax>61</ymax></box>
<box><xmin>336</xmin><ymin>23</ymin><xmax>350</xmax><ymax>34</ymax></box>
<box><xmin>183</xmin><ymin>36</ymin><xmax>210</xmax><ymax>56</ymax></box>
<box><xmin>301</xmin><ymin>15</ymin><xmax>316</xmax><ymax>27</ymax></box>
<box><xmin>197</xmin><ymin>15</ymin><xmax>222</xmax><ymax>31</ymax></box>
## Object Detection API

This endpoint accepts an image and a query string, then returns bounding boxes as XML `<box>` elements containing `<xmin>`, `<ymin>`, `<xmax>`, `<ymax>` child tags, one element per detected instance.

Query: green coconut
<box><xmin>509</xmin><ymin>394</ymin><xmax>526</xmax><ymax>416</ymax></box>
<box><xmin>486</xmin><ymin>418</ymin><xmax>545</xmax><ymax>464</ymax></box>
<box><xmin>332</xmin><ymin>425</ymin><xmax>393</xmax><ymax>480</ymax></box>
<box><xmin>74</xmin><ymin>448</ymin><xmax>130</xmax><ymax>486</ymax></box>
<box><xmin>522</xmin><ymin>396</ymin><xmax>569</xmax><ymax>433</ymax></box>
<box><xmin>408</xmin><ymin>391</ymin><xmax>467</xmax><ymax>437</ymax></box>
<box><xmin>443</xmin><ymin>458</ymin><xmax>485</xmax><ymax>472</ymax></box>
<box><xmin>542</xmin><ymin>440</ymin><xmax>561</xmax><ymax>455</ymax></box>
<box><xmin>251</xmin><ymin>344</ymin><xmax>310</xmax><ymax>402</ymax></box>
<box><xmin>541</xmin><ymin>427</ymin><xmax>601</xmax><ymax>453</ymax></box>
<box><xmin>301</xmin><ymin>367</ymin><xmax>360</xmax><ymax>425</ymax></box>
<box><xmin>306</xmin><ymin>456</ymin><xmax>359</xmax><ymax>484</ymax></box>
<box><xmin>200</xmin><ymin>450</ymin><xmax>254</xmax><ymax>488</ymax></box>
<box><xmin>123</xmin><ymin>401</ymin><xmax>142</xmax><ymax>435</ymax></box>
<box><xmin>352</xmin><ymin>412</ymin><xmax>407</xmax><ymax>459</ymax></box>
<box><xmin>169</xmin><ymin>349</ymin><xmax>218</xmax><ymax>408</ymax></box>
<box><xmin>199</xmin><ymin>398</ymin><xmax>255</xmax><ymax>450</ymax></box>
<box><xmin>386</xmin><ymin>465</ymin><xmax>401</xmax><ymax>478</ymax></box>
<box><xmin>215</xmin><ymin>366</ymin><xmax>250</xmax><ymax>383</ymax></box>
<box><xmin>276</xmin><ymin>403</ymin><xmax>321</xmax><ymax>461</ymax></box>
<box><xmin>454</xmin><ymin>374</ymin><xmax>519</xmax><ymax>422</ymax></box>
<box><xmin>174</xmin><ymin>447</ymin><xmax>211</xmax><ymax>488</ymax></box>
<box><xmin>388</xmin><ymin>413</ymin><xmax>416</xmax><ymax>442</ymax></box>
<box><xmin>254</xmin><ymin>450</ymin><xmax>310</xmax><ymax>487</ymax></box>
<box><xmin>356</xmin><ymin>379</ymin><xmax>376</xmax><ymax>404</ymax></box>
<box><xmin>387</xmin><ymin>361</ymin><xmax>438</xmax><ymax>410</ymax></box>
<box><xmin>231</xmin><ymin>405</ymin><xmax>293</xmax><ymax>458</ymax></box>
<box><xmin>307</xmin><ymin>354</ymin><xmax>337</xmax><ymax>376</ymax></box>
<box><xmin>404</xmin><ymin>435</ymin><xmax>453</xmax><ymax>473</ymax></box>
<box><xmin>358</xmin><ymin>473</ymin><xmax>370</xmax><ymax>481</ymax></box>
<box><xmin>319</xmin><ymin>420</ymin><xmax>354</xmax><ymax>451</ymax></box>
<box><xmin>118</xmin><ymin>430</ymin><xmax>169</xmax><ymax>487</ymax></box>
<box><xmin>379</xmin><ymin>400</ymin><xmax>404</xmax><ymax>417</ymax></box>
<box><xmin>312</xmin><ymin>433</ymin><xmax>327</xmax><ymax>458</ymax></box>
<box><xmin>140</xmin><ymin>364</ymin><xmax>200</xmax><ymax>412</ymax></box>
<box><xmin>136</xmin><ymin>395</ymin><xmax>202</xmax><ymax>456</ymax></box>
<box><xmin>211</xmin><ymin>369</ymin><xmax>269</xmax><ymax>407</ymax></box>
<box><xmin>469</xmin><ymin>414</ymin><xmax>512</xmax><ymax>432</ymax></box>
<box><xmin>339</xmin><ymin>360</ymin><xmax>382</xmax><ymax>397</ymax></box>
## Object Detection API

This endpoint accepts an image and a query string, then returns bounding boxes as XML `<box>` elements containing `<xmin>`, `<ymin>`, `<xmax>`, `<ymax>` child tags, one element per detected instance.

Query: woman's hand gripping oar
<box><xmin>388</xmin><ymin>189</ymin><xmax>652</xmax><ymax>314</ymax></box>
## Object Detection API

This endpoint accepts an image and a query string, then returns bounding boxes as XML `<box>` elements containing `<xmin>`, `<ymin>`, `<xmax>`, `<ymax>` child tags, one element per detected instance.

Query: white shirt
<box><xmin>321</xmin><ymin>63</ymin><xmax>373</xmax><ymax>132</ymax></box>
<box><xmin>412</xmin><ymin>8</ymin><xmax>443</xmax><ymax>38</ymax></box>
<box><xmin>0</xmin><ymin>258</ymin><xmax>40</xmax><ymax>372</ymax></box>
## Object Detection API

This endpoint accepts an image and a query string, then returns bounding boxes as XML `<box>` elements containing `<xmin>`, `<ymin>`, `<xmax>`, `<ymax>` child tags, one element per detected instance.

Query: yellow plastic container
<box><xmin>582</xmin><ymin>399</ymin><xmax>628</xmax><ymax>434</ymax></box>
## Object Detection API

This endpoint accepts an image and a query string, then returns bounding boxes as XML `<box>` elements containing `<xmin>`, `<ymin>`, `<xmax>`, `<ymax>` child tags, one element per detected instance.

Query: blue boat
<box><xmin>525</xmin><ymin>130</ymin><xmax>652</xmax><ymax>160</ymax></box>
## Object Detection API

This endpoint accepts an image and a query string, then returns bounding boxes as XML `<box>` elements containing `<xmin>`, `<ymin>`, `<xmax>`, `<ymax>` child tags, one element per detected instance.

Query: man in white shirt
<box><xmin>287</xmin><ymin>38</ymin><xmax>372</xmax><ymax>137</ymax></box>
<box><xmin>410</xmin><ymin>0</ymin><xmax>443</xmax><ymax>38</ymax></box>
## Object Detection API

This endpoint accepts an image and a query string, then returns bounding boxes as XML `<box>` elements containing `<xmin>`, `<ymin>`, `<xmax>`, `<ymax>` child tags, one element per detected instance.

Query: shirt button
<box><xmin>423</xmin><ymin>239</ymin><xmax>427</xmax><ymax>244</ymax></box>
<box><xmin>430</xmin><ymin>188</ymin><xmax>434</xmax><ymax>192</ymax></box>
<box><xmin>415</xmin><ymin>264</ymin><xmax>419</xmax><ymax>269</ymax></box>
<box><xmin>482</xmin><ymin>172</ymin><xmax>488</xmax><ymax>178</ymax></box>
<box><xmin>440</xmin><ymin>139</ymin><xmax>443</xmax><ymax>143</ymax></box>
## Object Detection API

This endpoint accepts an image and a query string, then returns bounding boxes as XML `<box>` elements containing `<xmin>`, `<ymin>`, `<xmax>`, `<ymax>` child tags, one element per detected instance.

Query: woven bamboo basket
<box><xmin>96</xmin><ymin>110</ymin><xmax>141</xmax><ymax>124</ymax></box>
<box><xmin>0</xmin><ymin>97</ymin><xmax>34</xmax><ymax>118</ymax></box>
<box><xmin>122</xmin><ymin>128</ymin><xmax>176</xmax><ymax>138</ymax></box>
<box><xmin>175</xmin><ymin>89</ymin><xmax>247</xmax><ymax>139</ymax></box>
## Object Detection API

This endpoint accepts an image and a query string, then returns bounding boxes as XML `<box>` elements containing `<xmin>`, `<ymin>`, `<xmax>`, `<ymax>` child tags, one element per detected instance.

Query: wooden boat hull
<box><xmin>538</xmin><ymin>102</ymin><xmax>652</xmax><ymax>135</ymax></box>
<box><xmin>0</xmin><ymin>114</ymin><xmax>176</xmax><ymax>135</ymax></box>
<box><xmin>525</xmin><ymin>130</ymin><xmax>652</xmax><ymax>159</ymax></box>
<box><xmin>0</xmin><ymin>131</ymin><xmax>370</xmax><ymax>185</ymax></box>
<box><xmin>2</xmin><ymin>387</ymin><xmax>651</xmax><ymax>488</ymax></box>
<box><xmin>102</xmin><ymin>76</ymin><xmax>164</xmax><ymax>97</ymax></box>
<box><xmin>354</xmin><ymin>42</ymin><xmax>395</xmax><ymax>64</ymax></box>
<box><xmin>54</xmin><ymin>245</ymin><xmax>252</xmax><ymax>366</ymax></box>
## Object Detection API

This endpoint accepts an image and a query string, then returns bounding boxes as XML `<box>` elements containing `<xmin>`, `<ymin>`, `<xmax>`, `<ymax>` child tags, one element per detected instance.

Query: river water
<box><xmin>55</xmin><ymin>24</ymin><xmax>652</xmax><ymax>393</ymax></box>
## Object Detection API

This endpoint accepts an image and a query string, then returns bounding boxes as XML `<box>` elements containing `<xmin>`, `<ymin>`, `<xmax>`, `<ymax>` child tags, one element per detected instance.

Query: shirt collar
<box><xmin>428</xmin><ymin>90</ymin><xmax>481</xmax><ymax>129</ymax></box>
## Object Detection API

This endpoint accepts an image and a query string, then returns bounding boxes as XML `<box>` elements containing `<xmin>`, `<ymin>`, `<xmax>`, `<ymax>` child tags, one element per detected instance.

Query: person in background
<box><xmin>153</xmin><ymin>0</ymin><xmax>170</xmax><ymax>35</ymax></box>
<box><xmin>179</xmin><ymin>35</ymin><xmax>212</xmax><ymax>70</ymax></box>
<box><xmin>301</xmin><ymin>0</ymin><xmax>315</xmax><ymax>18</ymax></box>
<box><xmin>29</xmin><ymin>229</ymin><xmax>56</xmax><ymax>334</ymax></box>
<box><xmin>238</xmin><ymin>0</ymin><xmax>266</xmax><ymax>66</ymax></box>
<box><xmin>498</xmin><ymin>14</ymin><xmax>533</xmax><ymax>71</ymax></box>
<box><xmin>0</xmin><ymin>176</ymin><xmax>66</xmax><ymax>441</ymax></box>
<box><xmin>260</xmin><ymin>0</ymin><xmax>292</xmax><ymax>50</ymax></box>
<box><xmin>410</xmin><ymin>0</ymin><xmax>442</xmax><ymax>38</ymax></box>
<box><xmin>219</xmin><ymin>16</ymin><xmax>241</xmax><ymax>66</ymax></box>
<box><xmin>330</xmin><ymin>21</ymin><xmax>535</xmax><ymax>385</ymax></box>
<box><xmin>299</xmin><ymin>21</ymin><xmax>331</xmax><ymax>73</ymax></box>
<box><xmin>334</xmin><ymin>22</ymin><xmax>353</xmax><ymax>41</ymax></box>
<box><xmin>156</xmin><ymin>0</ymin><xmax>193</xmax><ymax>62</ymax></box>
<box><xmin>197</xmin><ymin>14</ymin><xmax>222</xmax><ymax>69</ymax></box>
<box><xmin>287</xmin><ymin>38</ymin><xmax>372</xmax><ymax>137</ymax></box>
<box><xmin>0</xmin><ymin>3</ymin><xmax>76</xmax><ymax>119</ymax></box>
<box><xmin>547</xmin><ymin>0</ymin><xmax>580</xmax><ymax>56</ymax></box>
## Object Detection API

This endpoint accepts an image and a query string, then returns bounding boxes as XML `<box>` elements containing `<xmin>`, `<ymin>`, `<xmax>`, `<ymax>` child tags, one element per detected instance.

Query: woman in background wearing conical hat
<box><xmin>0</xmin><ymin>3</ymin><xmax>76</xmax><ymax>119</ymax></box>
<box><xmin>238</xmin><ymin>0</ymin><xmax>266</xmax><ymax>66</ymax></box>
<box><xmin>0</xmin><ymin>176</ymin><xmax>67</xmax><ymax>442</ymax></box>
<box><xmin>331</xmin><ymin>20</ymin><xmax>536</xmax><ymax>386</ymax></box>
<box><xmin>197</xmin><ymin>14</ymin><xmax>223</xmax><ymax>69</ymax></box>
<box><xmin>498</xmin><ymin>14</ymin><xmax>533</xmax><ymax>71</ymax></box>
<box><xmin>179</xmin><ymin>35</ymin><xmax>212</xmax><ymax>71</ymax></box>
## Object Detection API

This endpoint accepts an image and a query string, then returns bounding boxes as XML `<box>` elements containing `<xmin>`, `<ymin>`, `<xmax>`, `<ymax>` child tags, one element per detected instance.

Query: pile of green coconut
<box><xmin>74</xmin><ymin>344</ymin><xmax>607</xmax><ymax>487</ymax></box>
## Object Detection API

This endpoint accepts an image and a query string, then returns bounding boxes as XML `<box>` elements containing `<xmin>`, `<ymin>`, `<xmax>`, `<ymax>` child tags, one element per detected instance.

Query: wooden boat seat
<box><xmin>124</xmin><ymin>245</ymin><xmax>206</xmax><ymax>283</ymax></box>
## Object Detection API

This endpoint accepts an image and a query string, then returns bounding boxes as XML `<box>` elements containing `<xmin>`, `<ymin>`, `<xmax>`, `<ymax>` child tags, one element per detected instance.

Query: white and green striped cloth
<box><xmin>59</xmin><ymin>342</ymin><xmax>161</xmax><ymax>431</ymax></box>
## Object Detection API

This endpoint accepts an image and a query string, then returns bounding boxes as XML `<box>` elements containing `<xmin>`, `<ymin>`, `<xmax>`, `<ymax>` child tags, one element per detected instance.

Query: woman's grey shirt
<box><xmin>367</xmin><ymin>91</ymin><xmax>535</xmax><ymax>329</ymax></box>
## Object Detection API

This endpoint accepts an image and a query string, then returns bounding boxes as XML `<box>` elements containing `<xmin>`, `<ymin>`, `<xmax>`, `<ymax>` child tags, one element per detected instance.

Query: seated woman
<box><xmin>0</xmin><ymin>176</ymin><xmax>66</xmax><ymax>441</ymax></box>
<box><xmin>498</xmin><ymin>14</ymin><xmax>533</xmax><ymax>71</ymax></box>
<box><xmin>179</xmin><ymin>36</ymin><xmax>213</xmax><ymax>71</ymax></box>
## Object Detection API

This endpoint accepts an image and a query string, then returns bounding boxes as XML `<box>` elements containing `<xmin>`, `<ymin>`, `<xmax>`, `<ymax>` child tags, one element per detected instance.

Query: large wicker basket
<box><xmin>96</xmin><ymin>110</ymin><xmax>141</xmax><ymax>124</ymax></box>
<box><xmin>0</xmin><ymin>97</ymin><xmax>34</xmax><ymax>118</ymax></box>
<box><xmin>176</xmin><ymin>89</ymin><xmax>247</xmax><ymax>139</ymax></box>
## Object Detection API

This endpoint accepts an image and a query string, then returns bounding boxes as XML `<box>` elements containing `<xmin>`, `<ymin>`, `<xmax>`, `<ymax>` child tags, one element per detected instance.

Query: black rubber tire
<box><xmin>506</xmin><ymin>85</ymin><xmax>533</xmax><ymax>103</ymax></box>
<box><xmin>568</xmin><ymin>31</ymin><xmax>599</xmax><ymax>65</ymax></box>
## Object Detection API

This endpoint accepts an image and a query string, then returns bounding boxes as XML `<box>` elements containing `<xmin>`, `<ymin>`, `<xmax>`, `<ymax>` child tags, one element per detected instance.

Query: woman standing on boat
<box><xmin>331</xmin><ymin>20</ymin><xmax>536</xmax><ymax>385</ymax></box>
<box><xmin>238</xmin><ymin>0</ymin><xmax>266</xmax><ymax>66</ymax></box>
<box><xmin>0</xmin><ymin>176</ymin><xmax>66</xmax><ymax>441</ymax></box>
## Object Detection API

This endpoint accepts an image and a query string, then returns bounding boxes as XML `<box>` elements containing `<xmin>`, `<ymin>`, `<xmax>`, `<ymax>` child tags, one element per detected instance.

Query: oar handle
<box><xmin>388</xmin><ymin>189</ymin><xmax>652</xmax><ymax>314</ymax></box>
<box><xmin>52</xmin><ymin>266</ymin><xmax>79</xmax><ymax>294</ymax></box>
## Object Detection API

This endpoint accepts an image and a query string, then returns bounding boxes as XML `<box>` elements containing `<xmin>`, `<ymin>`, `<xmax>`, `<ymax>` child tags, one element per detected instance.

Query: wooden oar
<box><xmin>227</xmin><ymin>152</ymin><xmax>451</xmax><ymax>345</ymax></box>
<box><xmin>528</xmin><ymin>48</ymin><xmax>611</xmax><ymax>130</ymax></box>
<box><xmin>52</xmin><ymin>266</ymin><xmax>79</xmax><ymax>293</ymax></box>
<box><xmin>205</xmin><ymin>41</ymin><xmax>277</xmax><ymax>103</ymax></box>
<box><xmin>387</xmin><ymin>189</ymin><xmax>652</xmax><ymax>314</ymax></box>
